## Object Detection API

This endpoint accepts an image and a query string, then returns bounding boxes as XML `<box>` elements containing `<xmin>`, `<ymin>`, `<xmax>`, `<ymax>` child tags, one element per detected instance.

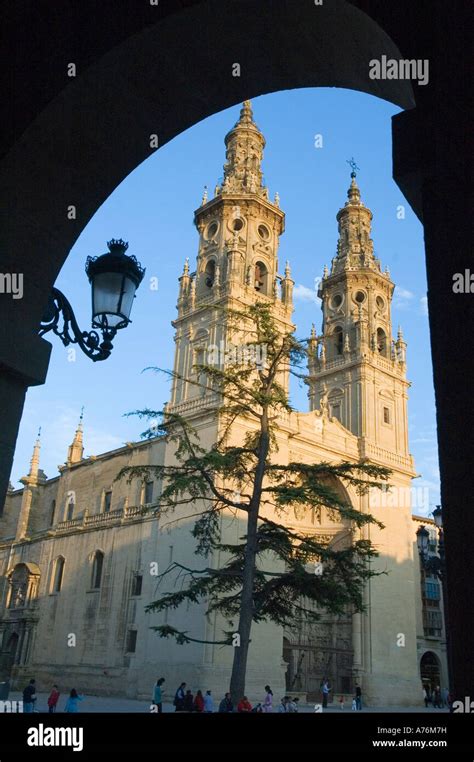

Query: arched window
<box><xmin>194</xmin><ymin>346</ymin><xmax>205</xmax><ymax>369</ymax></box>
<box><xmin>254</xmin><ymin>261</ymin><xmax>268</xmax><ymax>293</ymax></box>
<box><xmin>333</xmin><ymin>326</ymin><xmax>343</xmax><ymax>356</ymax></box>
<box><xmin>377</xmin><ymin>327</ymin><xmax>387</xmax><ymax>357</ymax></box>
<box><xmin>66</xmin><ymin>497</ymin><xmax>74</xmax><ymax>521</ymax></box>
<box><xmin>193</xmin><ymin>346</ymin><xmax>207</xmax><ymax>396</ymax></box>
<box><xmin>51</xmin><ymin>556</ymin><xmax>65</xmax><ymax>593</ymax></box>
<box><xmin>103</xmin><ymin>491</ymin><xmax>112</xmax><ymax>513</ymax></box>
<box><xmin>49</xmin><ymin>499</ymin><xmax>56</xmax><ymax>526</ymax></box>
<box><xmin>144</xmin><ymin>481</ymin><xmax>153</xmax><ymax>505</ymax></box>
<box><xmin>91</xmin><ymin>551</ymin><xmax>104</xmax><ymax>590</ymax></box>
<box><xmin>204</xmin><ymin>259</ymin><xmax>215</xmax><ymax>288</ymax></box>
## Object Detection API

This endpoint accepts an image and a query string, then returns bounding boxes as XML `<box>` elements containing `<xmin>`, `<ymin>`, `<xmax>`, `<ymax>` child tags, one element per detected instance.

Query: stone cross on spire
<box><xmin>330</xmin><ymin>169</ymin><xmax>379</xmax><ymax>274</ymax></box>
<box><xmin>346</xmin><ymin>157</ymin><xmax>360</xmax><ymax>177</ymax></box>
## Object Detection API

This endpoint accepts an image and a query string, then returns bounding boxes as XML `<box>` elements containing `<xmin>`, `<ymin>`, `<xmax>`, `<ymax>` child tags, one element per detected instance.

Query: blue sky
<box><xmin>13</xmin><ymin>88</ymin><xmax>440</xmax><ymax>512</ymax></box>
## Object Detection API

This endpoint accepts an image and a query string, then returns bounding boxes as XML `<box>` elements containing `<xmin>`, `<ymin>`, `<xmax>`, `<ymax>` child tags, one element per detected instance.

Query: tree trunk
<box><xmin>229</xmin><ymin>410</ymin><xmax>269</xmax><ymax>704</ymax></box>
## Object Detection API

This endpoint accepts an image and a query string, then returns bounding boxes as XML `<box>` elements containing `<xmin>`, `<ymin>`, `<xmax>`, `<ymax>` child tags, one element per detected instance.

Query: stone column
<box><xmin>352</xmin><ymin>612</ymin><xmax>363</xmax><ymax>677</ymax></box>
<box><xmin>0</xmin><ymin>294</ymin><xmax>51</xmax><ymax>512</ymax></box>
<box><xmin>393</xmin><ymin>92</ymin><xmax>473</xmax><ymax>699</ymax></box>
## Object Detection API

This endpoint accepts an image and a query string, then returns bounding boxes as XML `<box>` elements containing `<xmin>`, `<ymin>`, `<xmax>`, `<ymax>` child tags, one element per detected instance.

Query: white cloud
<box><xmin>420</xmin><ymin>295</ymin><xmax>428</xmax><ymax>316</ymax></box>
<box><xmin>293</xmin><ymin>283</ymin><xmax>320</xmax><ymax>303</ymax></box>
<box><xmin>393</xmin><ymin>286</ymin><xmax>415</xmax><ymax>312</ymax></box>
<box><xmin>85</xmin><ymin>429</ymin><xmax>124</xmax><ymax>459</ymax></box>
<box><xmin>19</xmin><ymin>405</ymin><xmax>124</xmax><ymax>482</ymax></box>
<box><xmin>409</xmin><ymin>423</ymin><xmax>440</xmax><ymax>511</ymax></box>
<box><xmin>395</xmin><ymin>287</ymin><xmax>414</xmax><ymax>299</ymax></box>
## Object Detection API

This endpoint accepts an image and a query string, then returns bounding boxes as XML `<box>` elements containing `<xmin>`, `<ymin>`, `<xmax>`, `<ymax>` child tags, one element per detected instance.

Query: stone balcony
<box><xmin>54</xmin><ymin>503</ymin><xmax>158</xmax><ymax>534</ymax></box>
<box><xmin>166</xmin><ymin>394</ymin><xmax>220</xmax><ymax>417</ymax></box>
<box><xmin>359</xmin><ymin>441</ymin><xmax>414</xmax><ymax>471</ymax></box>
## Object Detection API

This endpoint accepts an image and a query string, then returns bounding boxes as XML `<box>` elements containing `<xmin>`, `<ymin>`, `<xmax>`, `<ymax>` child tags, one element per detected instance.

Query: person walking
<box><xmin>23</xmin><ymin>679</ymin><xmax>36</xmax><ymax>713</ymax></box>
<box><xmin>433</xmin><ymin>685</ymin><xmax>442</xmax><ymax>708</ymax></box>
<box><xmin>447</xmin><ymin>691</ymin><xmax>454</xmax><ymax>713</ymax></box>
<box><xmin>174</xmin><ymin>682</ymin><xmax>186</xmax><ymax>712</ymax></box>
<box><xmin>64</xmin><ymin>689</ymin><xmax>84</xmax><ymax>713</ymax></box>
<box><xmin>183</xmin><ymin>689</ymin><xmax>194</xmax><ymax>712</ymax></box>
<box><xmin>218</xmin><ymin>692</ymin><xmax>233</xmax><ymax>713</ymax></box>
<box><xmin>203</xmin><ymin>690</ymin><xmax>214</xmax><ymax>713</ymax></box>
<box><xmin>193</xmin><ymin>689</ymin><xmax>204</xmax><ymax>712</ymax></box>
<box><xmin>152</xmin><ymin>677</ymin><xmax>165</xmax><ymax>714</ymax></box>
<box><xmin>321</xmin><ymin>678</ymin><xmax>331</xmax><ymax>708</ymax></box>
<box><xmin>47</xmin><ymin>684</ymin><xmax>60</xmax><ymax>713</ymax></box>
<box><xmin>423</xmin><ymin>686</ymin><xmax>431</xmax><ymax>708</ymax></box>
<box><xmin>262</xmin><ymin>685</ymin><xmax>273</xmax><ymax>713</ymax></box>
<box><xmin>355</xmin><ymin>683</ymin><xmax>362</xmax><ymax>710</ymax></box>
<box><xmin>442</xmin><ymin>687</ymin><xmax>449</xmax><ymax>708</ymax></box>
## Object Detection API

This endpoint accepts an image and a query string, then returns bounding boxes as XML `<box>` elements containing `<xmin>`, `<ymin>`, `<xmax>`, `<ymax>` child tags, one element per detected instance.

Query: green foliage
<box><xmin>117</xmin><ymin>302</ymin><xmax>390</xmax><ymax>650</ymax></box>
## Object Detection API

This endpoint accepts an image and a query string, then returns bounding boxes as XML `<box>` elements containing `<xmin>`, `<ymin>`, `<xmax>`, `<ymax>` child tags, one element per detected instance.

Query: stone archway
<box><xmin>0</xmin><ymin>0</ymin><xmax>416</xmax><ymax>507</ymax></box>
<box><xmin>420</xmin><ymin>651</ymin><xmax>441</xmax><ymax>693</ymax></box>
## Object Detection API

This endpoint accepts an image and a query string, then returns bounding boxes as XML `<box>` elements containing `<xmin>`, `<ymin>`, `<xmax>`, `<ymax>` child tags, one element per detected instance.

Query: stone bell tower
<box><xmin>307</xmin><ymin>171</ymin><xmax>418</xmax><ymax>705</ymax></box>
<box><xmin>307</xmin><ymin>170</ymin><xmax>410</xmax><ymax>460</ymax></box>
<box><xmin>168</xmin><ymin>101</ymin><xmax>295</xmax><ymax>411</ymax></box>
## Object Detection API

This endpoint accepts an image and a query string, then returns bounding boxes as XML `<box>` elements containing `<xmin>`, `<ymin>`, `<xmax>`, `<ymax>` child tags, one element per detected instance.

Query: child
<box><xmin>194</xmin><ymin>690</ymin><xmax>205</xmax><ymax>712</ymax></box>
<box><xmin>47</xmin><ymin>684</ymin><xmax>60</xmax><ymax>713</ymax></box>
<box><xmin>203</xmin><ymin>690</ymin><xmax>214</xmax><ymax>713</ymax></box>
<box><xmin>287</xmin><ymin>697</ymin><xmax>299</xmax><ymax>713</ymax></box>
<box><xmin>351</xmin><ymin>697</ymin><xmax>357</xmax><ymax>711</ymax></box>
<box><xmin>339</xmin><ymin>695</ymin><xmax>344</xmax><ymax>710</ymax></box>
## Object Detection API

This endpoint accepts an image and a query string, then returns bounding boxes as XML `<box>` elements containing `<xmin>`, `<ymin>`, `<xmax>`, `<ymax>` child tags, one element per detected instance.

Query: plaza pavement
<box><xmin>7</xmin><ymin>690</ymin><xmax>449</xmax><ymax>714</ymax></box>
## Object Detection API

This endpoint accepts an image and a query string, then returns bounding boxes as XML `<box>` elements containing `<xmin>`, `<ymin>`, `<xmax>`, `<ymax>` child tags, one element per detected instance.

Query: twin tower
<box><xmin>169</xmin><ymin>100</ymin><xmax>411</xmax><ymax>467</ymax></box>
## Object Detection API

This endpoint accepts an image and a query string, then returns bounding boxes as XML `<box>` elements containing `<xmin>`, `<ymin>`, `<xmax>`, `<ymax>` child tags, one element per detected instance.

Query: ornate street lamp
<box><xmin>416</xmin><ymin>525</ymin><xmax>430</xmax><ymax>558</ymax></box>
<box><xmin>417</xmin><ymin>524</ymin><xmax>443</xmax><ymax>578</ymax></box>
<box><xmin>432</xmin><ymin>505</ymin><xmax>443</xmax><ymax>531</ymax></box>
<box><xmin>431</xmin><ymin>506</ymin><xmax>446</xmax><ymax>578</ymax></box>
<box><xmin>40</xmin><ymin>239</ymin><xmax>145</xmax><ymax>361</ymax></box>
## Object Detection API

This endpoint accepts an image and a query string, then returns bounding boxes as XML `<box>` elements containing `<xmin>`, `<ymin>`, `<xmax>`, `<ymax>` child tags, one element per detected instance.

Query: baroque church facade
<box><xmin>0</xmin><ymin>102</ymin><xmax>447</xmax><ymax>705</ymax></box>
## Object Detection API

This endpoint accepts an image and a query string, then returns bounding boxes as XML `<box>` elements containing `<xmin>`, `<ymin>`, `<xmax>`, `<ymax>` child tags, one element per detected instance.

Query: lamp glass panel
<box><xmin>92</xmin><ymin>272</ymin><xmax>136</xmax><ymax>327</ymax></box>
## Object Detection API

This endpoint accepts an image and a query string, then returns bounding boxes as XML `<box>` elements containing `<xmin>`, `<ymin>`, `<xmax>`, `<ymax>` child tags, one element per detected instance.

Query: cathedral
<box><xmin>0</xmin><ymin>102</ymin><xmax>447</xmax><ymax>706</ymax></box>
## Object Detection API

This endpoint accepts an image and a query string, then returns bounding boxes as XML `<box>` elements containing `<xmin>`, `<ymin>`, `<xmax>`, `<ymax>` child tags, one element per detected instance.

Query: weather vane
<box><xmin>346</xmin><ymin>157</ymin><xmax>360</xmax><ymax>177</ymax></box>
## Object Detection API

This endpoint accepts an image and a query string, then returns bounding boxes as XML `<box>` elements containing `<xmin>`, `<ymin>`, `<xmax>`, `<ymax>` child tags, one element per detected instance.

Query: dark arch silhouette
<box><xmin>0</xmin><ymin>0</ymin><xmax>472</xmax><ymax>700</ymax></box>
